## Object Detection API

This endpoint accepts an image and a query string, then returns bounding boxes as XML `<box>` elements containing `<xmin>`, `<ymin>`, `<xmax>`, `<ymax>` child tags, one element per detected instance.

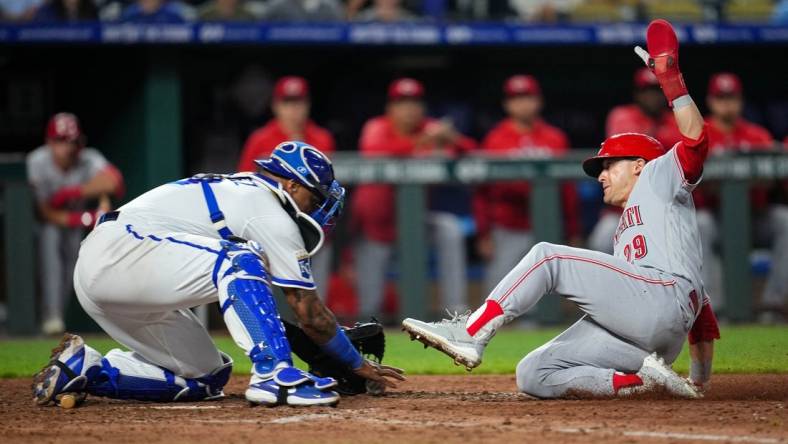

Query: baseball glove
<box><xmin>283</xmin><ymin>318</ymin><xmax>386</xmax><ymax>395</ymax></box>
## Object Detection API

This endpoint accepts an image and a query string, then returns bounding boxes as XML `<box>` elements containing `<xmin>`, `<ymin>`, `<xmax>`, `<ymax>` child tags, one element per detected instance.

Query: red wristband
<box><xmin>50</xmin><ymin>186</ymin><xmax>83</xmax><ymax>208</ymax></box>
<box><xmin>688</xmin><ymin>303</ymin><xmax>721</xmax><ymax>344</ymax></box>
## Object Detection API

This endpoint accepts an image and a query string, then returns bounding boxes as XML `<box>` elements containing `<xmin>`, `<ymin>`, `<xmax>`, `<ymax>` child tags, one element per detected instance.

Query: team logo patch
<box><xmin>297</xmin><ymin>252</ymin><xmax>312</xmax><ymax>280</ymax></box>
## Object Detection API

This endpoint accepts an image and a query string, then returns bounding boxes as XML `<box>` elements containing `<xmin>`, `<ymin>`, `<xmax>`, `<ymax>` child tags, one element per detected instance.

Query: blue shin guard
<box><xmin>217</xmin><ymin>241</ymin><xmax>337</xmax><ymax>398</ymax></box>
<box><xmin>34</xmin><ymin>334</ymin><xmax>233</xmax><ymax>404</ymax></box>
<box><xmin>87</xmin><ymin>350</ymin><xmax>233</xmax><ymax>402</ymax></box>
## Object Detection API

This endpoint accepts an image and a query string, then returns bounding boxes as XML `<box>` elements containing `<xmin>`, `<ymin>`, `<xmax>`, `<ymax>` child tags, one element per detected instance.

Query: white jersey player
<box><xmin>403</xmin><ymin>20</ymin><xmax>720</xmax><ymax>398</ymax></box>
<box><xmin>33</xmin><ymin>141</ymin><xmax>404</xmax><ymax>408</ymax></box>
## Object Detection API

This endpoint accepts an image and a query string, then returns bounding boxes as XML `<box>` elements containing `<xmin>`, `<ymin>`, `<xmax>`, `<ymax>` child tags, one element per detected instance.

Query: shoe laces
<box><xmin>438</xmin><ymin>309</ymin><xmax>471</xmax><ymax>326</ymax></box>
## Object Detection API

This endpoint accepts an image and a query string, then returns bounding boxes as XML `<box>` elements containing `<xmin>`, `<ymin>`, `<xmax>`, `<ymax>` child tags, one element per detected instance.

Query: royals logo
<box><xmin>297</xmin><ymin>252</ymin><xmax>313</xmax><ymax>280</ymax></box>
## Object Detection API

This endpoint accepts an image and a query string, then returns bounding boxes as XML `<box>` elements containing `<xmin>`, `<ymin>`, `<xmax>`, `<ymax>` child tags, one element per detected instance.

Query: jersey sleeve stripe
<box><xmin>270</xmin><ymin>276</ymin><xmax>316</xmax><ymax>290</ymax></box>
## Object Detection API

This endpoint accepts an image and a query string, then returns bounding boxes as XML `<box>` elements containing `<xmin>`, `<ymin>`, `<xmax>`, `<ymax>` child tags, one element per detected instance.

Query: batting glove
<box><xmin>634</xmin><ymin>19</ymin><xmax>688</xmax><ymax>106</ymax></box>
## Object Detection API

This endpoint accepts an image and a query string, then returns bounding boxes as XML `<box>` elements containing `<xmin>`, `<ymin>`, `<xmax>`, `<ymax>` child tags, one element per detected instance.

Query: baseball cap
<box><xmin>708</xmin><ymin>72</ymin><xmax>743</xmax><ymax>97</ymax></box>
<box><xmin>504</xmin><ymin>75</ymin><xmax>541</xmax><ymax>97</ymax></box>
<box><xmin>273</xmin><ymin>76</ymin><xmax>310</xmax><ymax>100</ymax></box>
<box><xmin>633</xmin><ymin>67</ymin><xmax>660</xmax><ymax>89</ymax></box>
<box><xmin>387</xmin><ymin>78</ymin><xmax>424</xmax><ymax>100</ymax></box>
<box><xmin>46</xmin><ymin>112</ymin><xmax>82</xmax><ymax>143</ymax></box>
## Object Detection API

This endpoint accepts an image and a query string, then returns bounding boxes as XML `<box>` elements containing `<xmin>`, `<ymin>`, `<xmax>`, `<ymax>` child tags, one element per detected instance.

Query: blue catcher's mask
<box><xmin>254</xmin><ymin>141</ymin><xmax>346</xmax><ymax>230</ymax></box>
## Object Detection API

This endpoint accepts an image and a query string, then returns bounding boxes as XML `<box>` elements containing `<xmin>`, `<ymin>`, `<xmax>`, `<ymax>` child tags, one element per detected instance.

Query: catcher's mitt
<box><xmin>283</xmin><ymin>318</ymin><xmax>385</xmax><ymax>395</ymax></box>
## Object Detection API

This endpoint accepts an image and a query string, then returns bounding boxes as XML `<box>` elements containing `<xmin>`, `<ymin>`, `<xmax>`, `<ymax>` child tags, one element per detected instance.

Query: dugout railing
<box><xmin>3</xmin><ymin>151</ymin><xmax>787</xmax><ymax>334</ymax></box>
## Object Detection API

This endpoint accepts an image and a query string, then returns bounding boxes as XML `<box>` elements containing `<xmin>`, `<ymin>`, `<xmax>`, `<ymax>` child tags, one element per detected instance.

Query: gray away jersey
<box><xmin>26</xmin><ymin>146</ymin><xmax>108</xmax><ymax>205</ymax></box>
<box><xmin>612</xmin><ymin>145</ymin><xmax>704</xmax><ymax>296</ymax></box>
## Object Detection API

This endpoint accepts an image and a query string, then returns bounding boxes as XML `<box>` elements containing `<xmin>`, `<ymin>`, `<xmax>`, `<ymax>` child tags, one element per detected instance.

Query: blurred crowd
<box><xmin>1</xmin><ymin>0</ymin><xmax>786</xmax><ymax>24</ymax></box>
<box><xmin>28</xmin><ymin>68</ymin><xmax>788</xmax><ymax>335</ymax></box>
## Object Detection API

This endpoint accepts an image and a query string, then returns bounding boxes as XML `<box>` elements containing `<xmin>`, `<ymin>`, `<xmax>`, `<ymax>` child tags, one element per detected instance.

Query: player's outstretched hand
<box><xmin>354</xmin><ymin>359</ymin><xmax>406</xmax><ymax>388</ymax></box>
<box><xmin>633</xmin><ymin>19</ymin><xmax>688</xmax><ymax>106</ymax></box>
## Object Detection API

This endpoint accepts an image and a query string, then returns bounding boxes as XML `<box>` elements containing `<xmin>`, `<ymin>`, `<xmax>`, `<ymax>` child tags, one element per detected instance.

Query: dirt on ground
<box><xmin>1</xmin><ymin>374</ymin><xmax>786</xmax><ymax>444</ymax></box>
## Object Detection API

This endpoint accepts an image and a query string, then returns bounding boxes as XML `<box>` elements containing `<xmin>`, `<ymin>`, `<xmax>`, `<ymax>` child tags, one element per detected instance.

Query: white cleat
<box><xmin>402</xmin><ymin>311</ymin><xmax>484</xmax><ymax>370</ymax></box>
<box><xmin>637</xmin><ymin>353</ymin><xmax>702</xmax><ymax>399</ymax></box>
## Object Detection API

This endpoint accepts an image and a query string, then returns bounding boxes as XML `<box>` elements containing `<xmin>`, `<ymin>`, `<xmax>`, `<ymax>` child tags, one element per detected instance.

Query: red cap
<box><xmin>582</xmin><ymin>132</ymin><xmax>666</xmax><ymax>178</ymax></box>
<box><xmin>46</xmin><ymin>112</ymin><xmax>82</xmax><ymax>143</ymax></box>
<box><xmin>503</xmin><ymin>75</ymin><xmax>541</xmax><ymax>97</ymax></box>
<box><xmin>633</xmin><ymin>67</ymin><xmax>659</xmax><ymax>89</ymax></box>
<box><xmin>708</xmin><ymin>72</ymin><xmax>743</xmax><ymax>97</ymax></box>
<box><xmin>273</xmin><ymin>76</ymin><xmax>309</xmax><ymax>100</ymax></box>
<box><xmin>387</xmin><ymin>78</ymin><xmax>424</xmax><ymax>100</ymax></box>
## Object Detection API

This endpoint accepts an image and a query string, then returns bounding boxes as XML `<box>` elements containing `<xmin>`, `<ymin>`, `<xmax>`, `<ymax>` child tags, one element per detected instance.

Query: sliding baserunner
<box><xmin>403</xmin><ymin>19</ymin><xmax>719</xmax><ymax>398</ymax></box>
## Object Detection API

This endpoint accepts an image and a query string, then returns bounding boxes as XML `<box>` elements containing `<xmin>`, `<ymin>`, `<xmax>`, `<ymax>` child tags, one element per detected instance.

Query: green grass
<box><xmin>2</xmin><ymin>325</ymin><xmax>786</xmax><ymax>378</ymax></box>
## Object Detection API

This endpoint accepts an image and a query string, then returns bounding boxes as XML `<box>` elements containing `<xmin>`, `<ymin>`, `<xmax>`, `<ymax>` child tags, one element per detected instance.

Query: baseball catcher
<box><xmin>404</xmin><ymin>19</ymin><xmax>720</xmax><ymax>398</ymax></box>
<box><xmin>33</xmin><ymin>141</ymin><xmax>403</xmax><ymax>408</ymax></box>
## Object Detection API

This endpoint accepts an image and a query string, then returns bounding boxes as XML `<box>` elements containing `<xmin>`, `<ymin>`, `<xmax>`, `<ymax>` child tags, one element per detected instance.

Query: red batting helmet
<box><xmin>46</xmin><ymin>112</ymin><xmax>83</xmax><ymax>145</ymax></box>
<box><xmin>582</xmin><ymin>133</ymin><xmax>666</xmax><ymax>178</ymax></box>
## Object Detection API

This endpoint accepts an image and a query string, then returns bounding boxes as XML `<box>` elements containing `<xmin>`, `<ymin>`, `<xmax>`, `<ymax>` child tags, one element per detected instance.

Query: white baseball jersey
<box><xmin>118</xmin><ymin>173</ymin><xmax>318</xmax><ymax>290</ymax></box>
<box><xmin>611</xmin><ymin>145</ymin><xmax>704</xmax><ymax>297</ymax></box>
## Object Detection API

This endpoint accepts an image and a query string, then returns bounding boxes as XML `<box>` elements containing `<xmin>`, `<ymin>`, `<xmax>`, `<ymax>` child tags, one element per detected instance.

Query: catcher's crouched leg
<box><xmin>87</xmin><ymin>350</ymin><xmax>233</xmax><ymax>402</ymax></box>
<box><xmin>284</xmin><ymin>319</ymin><xmax>386</xmax><ymax>395</ymax></box>
<box><xmin>33</xmin><ymin>333</ymin><xmax>234</xmax><ymax>405</ymax></box>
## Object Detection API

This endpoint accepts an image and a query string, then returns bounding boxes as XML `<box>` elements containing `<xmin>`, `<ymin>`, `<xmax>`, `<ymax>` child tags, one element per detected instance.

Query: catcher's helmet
<box><xmin>46</xmin><ymin>112</ymin><xmax>83</xmax><ymax>145</ymax></box>
<box><xmin>255</xmin><ymin>141</ymin><xmax>345</xmax><ymax>228</ymax></box>
<box><xmin>582</xmin><ymin>133</ymin><xmax>666</xmax><ymax>178</ymax></box>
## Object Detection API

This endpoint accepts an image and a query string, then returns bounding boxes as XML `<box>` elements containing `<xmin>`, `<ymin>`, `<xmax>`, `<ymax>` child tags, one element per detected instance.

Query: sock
<box><xmin>466</xmin><ymin>299</ymin><xmax>504</xmax><ymax>337</ymax></box>
<box><xmin>613</xmin><ymin>372</ymin><xmax>643</xmax><ymax>393</ymax></box>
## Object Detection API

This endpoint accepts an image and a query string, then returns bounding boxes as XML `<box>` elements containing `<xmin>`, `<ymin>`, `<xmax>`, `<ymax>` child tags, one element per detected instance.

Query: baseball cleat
<box><xmin>637</xmin><ymin>353</ymin><xmax>701</xmax><ymax>399</ymax></box>
<box><xmin>32</xmin><ymin>333</ymin><xmax>100</xmax><ymax>406</ymax></box>
<box><xmin>246</xmin><ymin>381</ymin><xmax>340</xmax><ymax>407</ymax></box>
<box><xmin>402</xmin><ymin>311</ymin><xmax>484</xmax><ymax>370</ymax></box>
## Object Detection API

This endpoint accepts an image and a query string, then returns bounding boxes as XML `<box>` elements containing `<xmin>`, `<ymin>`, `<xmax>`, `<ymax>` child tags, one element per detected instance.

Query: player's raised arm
<box><xmin>635</xmin><ymin>20</ymin><xmax>708</xmax><ymax>183</ymax></box>
<box><xmin>636</xmin><ymin>20</ymin><xmax>718</xmax><ymax>390</ymax></box>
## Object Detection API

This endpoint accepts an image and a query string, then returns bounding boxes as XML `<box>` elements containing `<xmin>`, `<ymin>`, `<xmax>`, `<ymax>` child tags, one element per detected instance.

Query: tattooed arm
<box><xmin>282</xmin><ymin>287</ymin><xmax>338</xmax><ymax>344</ymax></box>
<box><xmin>282</xmin><ymin>286</ymin><xmax>406</xmax><ymax>387</ymax></box>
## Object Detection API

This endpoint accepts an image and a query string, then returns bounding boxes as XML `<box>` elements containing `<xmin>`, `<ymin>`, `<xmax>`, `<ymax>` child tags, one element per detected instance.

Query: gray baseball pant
<box><xmin>485</xmin><ymin>242</ymin><xmax>694</xmax><ymax>398</ymax></box>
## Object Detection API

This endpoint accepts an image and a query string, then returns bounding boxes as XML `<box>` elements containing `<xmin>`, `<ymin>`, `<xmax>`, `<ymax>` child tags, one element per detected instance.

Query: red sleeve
<box><xmin>674</xmin><ymin>126</ymin><xmax>709</xmax><ymax>184</ymax></box>
<box><xmin>688</xmin><ymin>300</ymin><xmax>721</xmax><ymax>344</ymax></box>
<box><xmin>451</xmin><ymin>134</ymin><xmax>477</xmax><ymax>154</ymax></box>
<box><xmin>551</xmin><ymin>129</ymin><xmax>579</xmax><ymax>238</ymax></box>
<box><xmin>322</xmin><ymin>132</ymin><xmax>336</xmax><ymax>154</ymax></box>
<box><xmin>749</xmin><ymin>125</ymin><xmax>774</xmax><ymax>148</ymax></box>
<box><xmin>359</xmin><ymin>119</ymin><xmax>414</xmax><ymax>157</ymax></box>
<box><xmin>560</xmin><ymin>182</ymin><xmax>581</xmax><ymax>238</ymax></box>
<box><xmin>238</xmin><ymin>132</ymin><xmax>267</xmax><ymax>172</ymax></box>
<box><xmin>605</xmin><ymin>107</ymin><xmax>630</xmax><ymax>137</ymax></box>
<box><xmin>472</xmin><ymin>185</ymin><xmax>492</xmax><ymax>237</ymax></box>
<box><xmin>101</xmin><ymin>164</ymin><xmax>125</xmax><ymax>199</ymax></box>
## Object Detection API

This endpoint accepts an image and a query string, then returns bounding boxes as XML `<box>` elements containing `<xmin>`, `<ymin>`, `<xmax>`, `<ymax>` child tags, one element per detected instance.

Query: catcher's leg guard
<box><xmin>86</xmin><ymin>349</ymin><xmax>233</xmax><ymax>402</ymax></box>
<box><xmin>216</xmin><ymin>241</ymin><xmax>337</xmax><ymax>405</ymax></box>
<box><xmin>32</xmin><ymin>333</ymin><xmax>103</xmax><ymax>406</ymax></box>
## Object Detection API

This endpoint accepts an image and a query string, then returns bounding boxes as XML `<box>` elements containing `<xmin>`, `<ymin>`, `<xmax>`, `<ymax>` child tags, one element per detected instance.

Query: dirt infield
<box><xmin>2</xmin><ymin>374</ymin><xmax>786</xmax><ymax>443</ymax></box>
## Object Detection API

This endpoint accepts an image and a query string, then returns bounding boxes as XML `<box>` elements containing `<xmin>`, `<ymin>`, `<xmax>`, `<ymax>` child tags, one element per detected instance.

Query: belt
<box><xmin>96</xmin><ymin>210</ymin><xmax>120</xmax><ymax>226</ymax></box>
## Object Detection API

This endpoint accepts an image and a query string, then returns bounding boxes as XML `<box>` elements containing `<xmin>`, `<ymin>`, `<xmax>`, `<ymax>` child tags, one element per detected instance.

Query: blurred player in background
<box><xmin>351</xmin><ymin>78</ymin><xmax>476</xmax><ymax>319</ymax></box>
<box><xmin>26</xmin><ymin>112</ymin><xmax>124</xmax><ymax>335</ymax></box>
<box><xmin>474</xmin><ymin>74</ymin><xmax>580</xmax><ymax>296</ymax></box>
<box><xmin>694</xmin><ymin>73</ymin><xmax>786</xmax><ymax>321</ymax></box>
<box><xmin>238</xmin><ymin>75</ymin><xmax>336</xmax><ymax>296</ymax></box>
<box><xmin>588</xmin><ymin>67</ymin><xmax>682</xmax><ymax>254</ymax></box>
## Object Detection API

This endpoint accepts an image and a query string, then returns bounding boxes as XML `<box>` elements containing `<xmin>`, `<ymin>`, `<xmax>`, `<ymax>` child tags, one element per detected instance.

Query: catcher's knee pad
<box><xmin>87</xmin><ymin>350</ymin><xmax>233</xmax><ymax>402</ymax></box>
<box><xmin>217</xmin><ymin>244</ymin><xmax>293</xmax><ymax>378</ymax></box>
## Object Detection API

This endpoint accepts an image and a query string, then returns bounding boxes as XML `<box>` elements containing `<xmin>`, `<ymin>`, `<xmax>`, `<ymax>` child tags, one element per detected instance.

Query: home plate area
<box><xmin>2</xmin><ymin>375</ymin><xmax>786</xmax><ymax>443</ymax></box>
